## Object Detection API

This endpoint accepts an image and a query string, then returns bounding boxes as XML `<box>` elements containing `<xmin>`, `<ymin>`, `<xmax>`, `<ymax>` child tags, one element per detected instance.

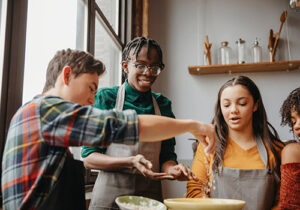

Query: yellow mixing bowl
<box><xmin>164</xmin><ymin>198</ymin><xmax>246</xmax><ymax>210</ymax></box>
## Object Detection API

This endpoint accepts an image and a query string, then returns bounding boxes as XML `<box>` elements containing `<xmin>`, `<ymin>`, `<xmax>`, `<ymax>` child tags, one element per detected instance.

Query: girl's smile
<box><xmin>123</xmin><ymin>46</ymin><xmax>161</xmax><ymax>92</ymax></box>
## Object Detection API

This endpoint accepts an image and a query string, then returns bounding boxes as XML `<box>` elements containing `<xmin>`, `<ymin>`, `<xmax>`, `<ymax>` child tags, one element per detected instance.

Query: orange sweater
<box><xmin>186</xmin><ymin>137</ymin><xmax>283</xmax><ymax>209</ymax></box>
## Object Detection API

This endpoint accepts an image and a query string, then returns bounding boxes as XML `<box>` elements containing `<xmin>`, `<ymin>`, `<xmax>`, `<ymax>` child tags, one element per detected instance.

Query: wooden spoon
<box><xmin>272</xmin><ymin>11</ymin><xmax>287</xmax><ymax>60</ymax></box>
<box><xmin>204</xmin><ymin>36</ymin><xmax>212</xmax><ymax>65</ymax></box>
<box><xmin>268</xmin><ymin>29</ymin><xmax>274</xmax><ymax>50</ymax></box>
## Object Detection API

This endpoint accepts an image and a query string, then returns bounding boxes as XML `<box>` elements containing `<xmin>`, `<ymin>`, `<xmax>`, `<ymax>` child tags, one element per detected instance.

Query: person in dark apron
<box><xmin>82</xmin><ymin>37</ymin><xmax>198</xmax><ymax>210</ymax></box>
<box><xmin>186</xmin><ymin>76</ymin><xmax>285</xmax><ymax>210</ymax></box>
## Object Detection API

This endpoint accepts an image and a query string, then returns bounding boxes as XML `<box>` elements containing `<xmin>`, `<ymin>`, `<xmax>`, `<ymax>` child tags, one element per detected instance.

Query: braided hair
<box><xmin>122</xmin><ymin>37</ymin><xmax>164</xmax><ymax>78</ymax></box>
<box><xmin>280</xmin><ymin>87</ymin><xmax>300</xmax><ymax>130</ymax></box>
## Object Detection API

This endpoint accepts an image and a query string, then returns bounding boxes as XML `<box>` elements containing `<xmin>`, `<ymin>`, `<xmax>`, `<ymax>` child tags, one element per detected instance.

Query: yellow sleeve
<box><xmin>185</xmin><ymin>142</ymin><xmax>212</xmax><ymax>198</ymax></box>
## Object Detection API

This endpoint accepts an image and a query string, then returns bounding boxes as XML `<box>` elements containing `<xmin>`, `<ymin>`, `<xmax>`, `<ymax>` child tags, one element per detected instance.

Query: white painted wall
<box><xmin>149</xmin><ymin>0</ymin><xmax>300</xmax><ymax>198</ymax></box>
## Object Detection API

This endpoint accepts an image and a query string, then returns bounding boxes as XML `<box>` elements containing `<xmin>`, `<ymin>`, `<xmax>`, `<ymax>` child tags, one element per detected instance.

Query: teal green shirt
<box><xmin>81</xmin><ymin>80</ymin><xmax>177</xmax><ymax>165</ymax></box>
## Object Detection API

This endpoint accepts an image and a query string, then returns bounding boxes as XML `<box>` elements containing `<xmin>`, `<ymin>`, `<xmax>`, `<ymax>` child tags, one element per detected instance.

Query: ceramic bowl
<box><xmin>164</xmin><ymin>198</ymin><xmax>246</xmax><ymax>210</ymax></box>
<box><xmin>115</xmin><ymin>195</ymin><xmax>167</xmax><ymax>210</ymax></box>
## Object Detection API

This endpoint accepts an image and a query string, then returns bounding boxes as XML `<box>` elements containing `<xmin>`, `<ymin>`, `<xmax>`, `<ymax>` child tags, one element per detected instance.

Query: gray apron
<box><xmin>89</xmin><ymin>84</ymin><xmax>162</xmax><ymax>210</ymax></box>
<box><xmin>210</xmin><ymin>137</ymin><xmax>276</xmax><ymax>210</ymax></box>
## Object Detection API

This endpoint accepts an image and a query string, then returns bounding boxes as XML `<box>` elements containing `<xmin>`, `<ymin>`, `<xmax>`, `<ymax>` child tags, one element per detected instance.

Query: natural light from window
<box><xmin>0</xmin><ymin>0</ymin><xmax>7</xmax><ymax>103</ymax></box>
<box><xmin>23</xmin><ymin>0</ymin><xmax>82</xmax><ymax>103</ymax></box>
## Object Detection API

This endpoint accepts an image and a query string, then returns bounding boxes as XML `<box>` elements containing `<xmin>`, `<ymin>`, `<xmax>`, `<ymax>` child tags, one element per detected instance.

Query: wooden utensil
<box><xmin>204</xmin><ymin>35</ymin><xmax>212</xmax><ymax>65</ymax></box>
<box><xmin>268</xmin><ymin>29</ymin><xmax>276</xmax><ymax>61</ymax></box>
<box><xmin>268</xmin><ymin>29</ymin><xmax>274</xmax><ymax>50</ymax></box>
<box><xmin>272</xmin><ymin>11</ymin><xmax>287</xmax><ymax>60</ymax></box>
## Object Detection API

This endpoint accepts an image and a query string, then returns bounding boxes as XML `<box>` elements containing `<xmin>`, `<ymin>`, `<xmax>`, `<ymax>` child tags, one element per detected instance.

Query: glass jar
<box><xmin>218</xmin><ymin>41</ymin><xmax>232</xmax><ymax>65</ymax></box>
<box><xmin>236</xmin><ymin>38</ymin><xmax>246</xmax><ymax>64</ymax></box>
<box><xmin>251</xmin><ymin>38</ymin><xmax>262</xmax><ymax>63</ymax></box>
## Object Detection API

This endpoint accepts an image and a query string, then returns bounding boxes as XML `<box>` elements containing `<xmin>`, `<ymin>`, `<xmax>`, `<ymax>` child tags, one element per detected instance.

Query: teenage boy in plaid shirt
<box><xmin>1</xmin><ymin>49</ymin><xmax>216</xmax><ymax>210</ymax></box>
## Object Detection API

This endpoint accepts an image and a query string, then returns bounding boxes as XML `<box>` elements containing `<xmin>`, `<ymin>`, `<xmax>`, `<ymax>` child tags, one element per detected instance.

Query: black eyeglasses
<box><xmin>129</xmin><ymin>63</ymin><xmax>162</xmax><ymax>76</ymax></box>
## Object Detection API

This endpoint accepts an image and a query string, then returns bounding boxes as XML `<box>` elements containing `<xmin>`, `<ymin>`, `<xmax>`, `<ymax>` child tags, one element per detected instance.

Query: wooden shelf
<box><xmin>188</xmin><ymin>60</ymin><xmax>300</xmax><ymax>75</ymax></box>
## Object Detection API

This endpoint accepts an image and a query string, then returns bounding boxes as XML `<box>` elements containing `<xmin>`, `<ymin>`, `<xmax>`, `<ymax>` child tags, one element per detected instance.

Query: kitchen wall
<box><xmin>149</xmin><ymin>0</ymin><xmax>300</xmax><ymax>198</ymax></box>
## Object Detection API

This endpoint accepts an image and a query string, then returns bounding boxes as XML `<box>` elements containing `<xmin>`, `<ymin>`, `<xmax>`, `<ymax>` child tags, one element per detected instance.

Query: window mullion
<box><xmin>87</xmin><ymin>0</ymin><xmax>96</xmax><ymax>55</ymax></box>
<box><xmin>95</xmin><ymin>3</ymin><xmax>123</xmax><ymax>49</ymax></box>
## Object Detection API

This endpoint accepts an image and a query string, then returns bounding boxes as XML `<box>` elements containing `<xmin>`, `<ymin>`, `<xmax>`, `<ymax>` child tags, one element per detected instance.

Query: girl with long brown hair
<box><xmin>186</xmin><ymin>76</ymin><xmax>284</xmax><ymax>210</ymax></box>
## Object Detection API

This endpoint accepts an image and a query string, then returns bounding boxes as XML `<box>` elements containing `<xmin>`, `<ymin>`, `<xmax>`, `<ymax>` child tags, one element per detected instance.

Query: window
<box><xmin>90</xmin><ymin>0</ymin><xmax>130</xmax><ymax>88</ymax></box>
<box><xmin>94</xmin><ymin>11</ymin><xmax>122</xmax><ymax>88</ymax></box>
<box><xmin>96</xmin><ymin>0</ymin><xmax>119</xmax><ymax>34</ymax></box>
<box><xmin>23</xmin><ymin>0</ymin><xmax>88</xmax><ymax>103</ymax></box>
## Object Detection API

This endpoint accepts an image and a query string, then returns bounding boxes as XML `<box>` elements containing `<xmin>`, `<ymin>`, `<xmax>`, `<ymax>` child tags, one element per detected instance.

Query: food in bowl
<box><xmin>121</xmin><ymin>202</ymin><xmax>158</xmax><ymax>210</ymax></box>
<box><xmin>115</xmin><ymin>195</ymin><xmax>167</xmax><ymax>210</ymax></box>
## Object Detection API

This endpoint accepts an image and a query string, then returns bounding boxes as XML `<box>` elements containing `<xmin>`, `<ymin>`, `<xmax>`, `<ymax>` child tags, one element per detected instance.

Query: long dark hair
<box><xmin>212</xmin><ymin>76</ymin><xmax>283</xmax><ymax>181</ymax></box>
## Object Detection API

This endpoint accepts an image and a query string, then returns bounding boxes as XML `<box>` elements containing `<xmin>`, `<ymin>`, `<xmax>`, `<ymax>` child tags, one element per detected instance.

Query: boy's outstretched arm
<box><xmin>138</xmin><ymin>115</ymin><xmax>216</xmax><ymax>154</ymax></box>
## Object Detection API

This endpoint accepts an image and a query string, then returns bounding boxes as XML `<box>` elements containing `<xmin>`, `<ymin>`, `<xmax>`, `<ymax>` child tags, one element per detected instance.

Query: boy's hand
<box><xmin>190</xmin><ymin>122</ymin><xmax>216</xmax><ymax>155</ymax></box>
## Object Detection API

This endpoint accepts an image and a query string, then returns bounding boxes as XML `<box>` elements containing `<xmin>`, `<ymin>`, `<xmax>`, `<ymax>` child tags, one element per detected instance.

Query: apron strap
<box><xmin>116</xmin><ymin>83</ymin><xmax>161</xmax><ymax>116</ymax></box>
<box><xmin>115</xmin><ymin>84</ymin><xmax>125</xmax><ymax>110</ymax></box>
<box><xmin>152</xmin><ymin>95</ymin><xmax>161</xmax><ymax>115</ymax></box>
<box><xmin>255</xmin><ymin>137</ymin><xmax>270</xmax><ymax>170</ymax></box>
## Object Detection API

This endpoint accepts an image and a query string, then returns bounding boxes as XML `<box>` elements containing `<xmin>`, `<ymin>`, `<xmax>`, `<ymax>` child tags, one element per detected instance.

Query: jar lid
<box><xmin>221</xmin><ymin>41</ymin><xmax>228</xmax><ymax>46</ymax></box>
<box><xmin>236</xmin><ymin>38</ymin><xmax>245</xmax><ymax>44</ymax></box>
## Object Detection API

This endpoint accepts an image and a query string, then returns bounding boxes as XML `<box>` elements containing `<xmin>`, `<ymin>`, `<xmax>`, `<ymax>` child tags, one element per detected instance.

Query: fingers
<box><xmin>204</xmin><ymin>131</ymin><xmax>217</xmax><ymax>155</ymax></box>
<box><xmin>168</xmin><ymin>164</ymin><xmax>198</xmax><ymax>181</ymax></box>
<box><xmin>133</xmin><ymin>155</ymin><xmax>173</xmax><ymax>180</ymax></box>
<box><xmin>193</xmin><ymin>123</ymin><xmax>216</xmax><ymax>155</ymax></box>
<box><xmin>190</xmin><ymin>170</ymin><xmax>199</xmax><ymax>181</ymax></box>
<box><xmin>139</xmin><ymin>156</ymin><xmax>153</xmax><ymax>169</ymax></box>
<box><xmin>133</xmin><ymin>154</ymin><xmax>152</xmax><ymax>169</ymax></box>
<box><xmin>197</xmin><ymin>136</ymin><xmax>208</xmax><ymax>148</ymax></box>
<box><xmin>143</xmin><ymin>170</ymin><xmax>174</xmax><ymax>180</ymax></box>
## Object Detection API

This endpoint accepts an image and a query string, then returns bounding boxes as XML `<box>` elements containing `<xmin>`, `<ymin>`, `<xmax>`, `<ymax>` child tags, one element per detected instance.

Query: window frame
<box><xmin>87</xmin><ymin>0</ymin><xmax>130</xmax><ymax>55</ymax></box>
